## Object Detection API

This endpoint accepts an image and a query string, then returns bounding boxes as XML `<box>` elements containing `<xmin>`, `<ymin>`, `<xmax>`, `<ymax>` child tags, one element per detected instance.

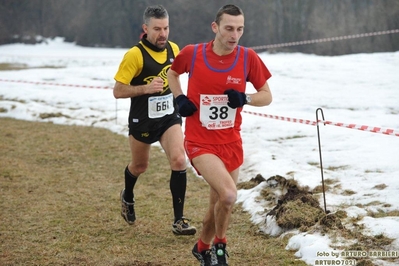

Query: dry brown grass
<box><xmin>0</xmin><ymin>118</ymin><xmax>306</xmax><ymax>265</ymax></box>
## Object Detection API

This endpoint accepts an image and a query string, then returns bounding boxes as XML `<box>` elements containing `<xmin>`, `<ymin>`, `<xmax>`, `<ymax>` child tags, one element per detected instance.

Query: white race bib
<box><xmin>199</xmin><ymin>94</ymin><xmax>236</xmax><ymax>130</ymax></box>
<box><xmin>148</xmin><ymin>94</ymin><xmax>174</xmax><ymax>118</ymax></box>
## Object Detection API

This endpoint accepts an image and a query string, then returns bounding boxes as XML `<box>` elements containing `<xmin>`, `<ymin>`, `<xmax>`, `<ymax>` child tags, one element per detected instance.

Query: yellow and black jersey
<box><xmin>114</xmin><ymin>40</ymin><xmax>180</xmax><ymax>132</ymax></box>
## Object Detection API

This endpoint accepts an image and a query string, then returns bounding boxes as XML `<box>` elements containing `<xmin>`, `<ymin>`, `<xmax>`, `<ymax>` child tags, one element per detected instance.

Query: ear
<box><xmin>211</xmin><ymin>21</ymin><xmax>218</xmax><ymax>34</ymax></box>
<box><xmin>142</xmin><ymin>24</ymin><xmax>147</xmax><ymax>33</ymax></box>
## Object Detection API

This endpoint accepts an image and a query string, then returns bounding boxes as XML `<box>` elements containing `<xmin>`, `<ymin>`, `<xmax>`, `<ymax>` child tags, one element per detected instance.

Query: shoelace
<box><xmin>203</xmin><ymin>250</ymin><xmax>213</xmax><ymax>265</ymax></box>
<box><xmin>178</xmin><ymin>217</ymin><xmax>191</xmax><ymax>226</ymax></box>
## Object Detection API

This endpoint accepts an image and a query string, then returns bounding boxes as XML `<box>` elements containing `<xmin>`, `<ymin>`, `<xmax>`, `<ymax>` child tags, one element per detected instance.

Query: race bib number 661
<box><xmin>148</xmin><ymin>94</ymin><xmax>174</xmax><ymax>118</ymax></box>
<box><xmin>199</xmin><ymin>94</ymin><xmax>236</xmax><ymax>130</ymax></box>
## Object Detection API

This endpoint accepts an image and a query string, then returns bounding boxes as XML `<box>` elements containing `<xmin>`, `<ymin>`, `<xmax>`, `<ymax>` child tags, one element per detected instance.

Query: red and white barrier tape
<box><xmin>2</xmin><ymin>79</ymin><xmax>398</xmax><ymax>137</ymax></box>
<box><xmin>0</xmin><ymin>78</ymin><xmax>113</xmax><ymax>90</ymax></box>
<box><xmin>243</xmin><ymin>110</ymin><xmax>399</xmax><ymax>137</ymax></box>
<box><xmin>250</xmin><ymin>29</ymin><xmax>399</xmax><ymax>50</ymax></box>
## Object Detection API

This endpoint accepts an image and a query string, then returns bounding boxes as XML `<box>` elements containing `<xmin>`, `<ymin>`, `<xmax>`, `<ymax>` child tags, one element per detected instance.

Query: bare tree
<box><xmin>0</xmin><ymin>0</ymin><xmax>398</xmax><ymax>55</ymax></box>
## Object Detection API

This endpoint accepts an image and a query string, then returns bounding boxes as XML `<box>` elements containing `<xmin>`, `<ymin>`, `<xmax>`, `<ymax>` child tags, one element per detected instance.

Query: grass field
<box><xmin>0</xmin><ymin>117</ymin><xmax>306</xmax><ymax>265</ymax></box>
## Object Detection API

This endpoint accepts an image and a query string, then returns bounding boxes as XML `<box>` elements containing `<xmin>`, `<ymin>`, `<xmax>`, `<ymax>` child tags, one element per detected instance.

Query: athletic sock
<box><xmin>214</xmin><ymin>235</ymin><xmax>227</xmax><ymax>245</ymax></box>
<box><xmin>124</xmin><ymin>165</ymin><xmax>138</xmax><ymax>202</ymax></box>
<box><xmin>197</xmin><ymin>238</ymin><xmax>211</xmax><ymax>253</ymax></box>
<box><xmin>170</xmin><ymin>169</ymin><xmax>187</xmax><ymax>222</ymax></box>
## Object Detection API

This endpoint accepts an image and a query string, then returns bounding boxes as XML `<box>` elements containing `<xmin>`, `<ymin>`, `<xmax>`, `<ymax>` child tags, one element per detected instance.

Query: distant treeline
<box><xmin>1</xmin><ymin>0</ymin><xmax>399</xmax><ymax>55</ymax></box>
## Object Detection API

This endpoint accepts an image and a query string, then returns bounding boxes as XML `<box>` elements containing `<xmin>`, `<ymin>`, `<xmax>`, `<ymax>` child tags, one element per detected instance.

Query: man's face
<box><xmin>212</xmin><ymin>14</ymin><xmax>244</xmax><ymax>52</ymax></box>
<box><xmin>143</xmin><ymin>17</ymin><xmax>169</xmax><ymax>49</ymax></box>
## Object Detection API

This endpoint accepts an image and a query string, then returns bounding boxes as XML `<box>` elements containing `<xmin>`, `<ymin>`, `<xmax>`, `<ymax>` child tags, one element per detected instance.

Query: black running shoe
<box><xmin>213</xmin><ymin>243</ymin><xmax>229</xmax><ymax>266</ymax></box>
<box><xmin>192</xmin><ymin>243</ymin><xmax>216</xmax><ymax>266</ymax></box>
<box><xmin>172</xmin><ymin>217</ymin><xmax>197</xmax><ymax>235</ymax></box>
<box><xmin>120</xmin><ymin>189</ymin><xmax>135</xmax><ymax>224</ymax></box>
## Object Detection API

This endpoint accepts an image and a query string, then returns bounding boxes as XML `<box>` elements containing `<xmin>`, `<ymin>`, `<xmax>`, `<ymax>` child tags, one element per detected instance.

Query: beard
<box><xmin>156</xmin><ymin>38</ymin><xmax>168</xmax><ymax>49</ymax></box>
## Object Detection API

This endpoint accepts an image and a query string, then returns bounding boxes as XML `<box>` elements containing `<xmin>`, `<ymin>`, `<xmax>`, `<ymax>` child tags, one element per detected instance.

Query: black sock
<box><xmin>170</xmin><ymin>170</ymin><xmax>187</xmax><ymax>222</ymax></box>
<box><xmin>124</xmin><ymin>166</ymin><xmax>138</xmax><ymax>202</ymax></box>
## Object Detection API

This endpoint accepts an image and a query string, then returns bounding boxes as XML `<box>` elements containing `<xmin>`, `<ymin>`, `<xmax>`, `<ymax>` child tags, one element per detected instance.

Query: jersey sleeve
<box><xmin>246</xmin><ymin>49</ymin><xmax>272</xmax><ymax>90</ymax></box>
<box><xmin>114</xmin><ymin>46</ymin><xmax>143</xmax><ymax>85</ymax></box>
<box><xmin>170</xmin><ymin>44</ymin><xmax>196</xmax><ymax>74</ymax></box>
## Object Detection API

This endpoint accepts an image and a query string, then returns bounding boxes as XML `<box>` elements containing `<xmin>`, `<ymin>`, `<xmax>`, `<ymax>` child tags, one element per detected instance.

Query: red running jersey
<box><xmin>171</xmin><ymin>40</ymin><xmax>272</xmax><ymax>144</ymax></box>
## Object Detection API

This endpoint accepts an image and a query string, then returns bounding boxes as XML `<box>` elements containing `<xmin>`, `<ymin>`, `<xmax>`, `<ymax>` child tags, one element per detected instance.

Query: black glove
<box><xmin>175</xmin><ymin>94</ymin><xmax>197</xmax><ymax>117</ymax></box>
<box><xmin>224</xmin><ymin>89</ymin><xmax>247</xmax><ymax>109</ymax></box>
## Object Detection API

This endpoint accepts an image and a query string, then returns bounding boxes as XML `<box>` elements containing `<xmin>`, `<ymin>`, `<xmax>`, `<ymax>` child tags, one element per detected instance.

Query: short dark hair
<box><xmin>143</xmin><ymin>5</ymin><xmax>169</xmax><ymax>25</ymax></box>
<box><xmin>214</xmin><ymin>4</ymin><xmax>244</xmax><ymax>25</ymax></box>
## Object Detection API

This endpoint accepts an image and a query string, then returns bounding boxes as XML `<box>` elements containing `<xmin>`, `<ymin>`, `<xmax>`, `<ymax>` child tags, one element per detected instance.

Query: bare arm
<box><xmin>113</xmin><ymin>77</ymin><xmax>164</xmax><ymax>99</ymax></box>
<box><xmin>246</xmin><ymin>81</ymin><xmax>273</xmax><ymax>107</ymax></box>
<box><xmin>167</xmin><ymin>68</ymin><xmax>184</xmax><ymax>97</ymax></box>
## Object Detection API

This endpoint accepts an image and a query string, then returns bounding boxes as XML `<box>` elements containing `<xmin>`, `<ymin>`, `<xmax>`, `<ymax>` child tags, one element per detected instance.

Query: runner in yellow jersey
<box><xmin>113</xmin><ymin>5</ymin><xmax>196</xmax><ymax>236</ymax></box>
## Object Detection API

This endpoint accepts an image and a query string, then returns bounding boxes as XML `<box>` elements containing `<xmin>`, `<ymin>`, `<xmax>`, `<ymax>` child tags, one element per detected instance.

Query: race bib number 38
<box><xmin>199</xmin><ymin>94</ymin><xmax>236</xmax><ymax>130</ymax></box>
<box><xmin>148</xmin><ymin>94</ymin><xmax>174</xmax><ymax>118</ymax></box>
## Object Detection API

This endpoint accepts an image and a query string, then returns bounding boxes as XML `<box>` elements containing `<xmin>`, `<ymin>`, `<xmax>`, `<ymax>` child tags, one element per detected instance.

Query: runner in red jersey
<box><xmin>167</xmin><ymin>4</ymin><xmax>273</xmax><ymax>266</ymax></box>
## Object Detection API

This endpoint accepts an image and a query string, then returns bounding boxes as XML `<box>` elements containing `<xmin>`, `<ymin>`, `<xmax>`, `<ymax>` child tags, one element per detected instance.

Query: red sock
<box><xmin>214</xmin><ymin>235</ymin><xmax>227</xmax><ymax>244</ymax></box>
<box><xmin>197</xmin><ymin>239</ymin><xmax>211</xmax><ymax>253</ymax></box>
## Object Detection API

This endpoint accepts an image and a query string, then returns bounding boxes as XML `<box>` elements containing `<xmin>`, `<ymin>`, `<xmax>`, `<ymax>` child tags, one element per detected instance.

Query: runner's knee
<box><xmin>219</xmin><ymin>189</ymin><xmax>237</xmax><ymax>208</ymax></box>
<box><xmin>169</xmin><ymin>153</ymin><xmax>187</xmax><ymax>170</ymax></box>
<box><xmin>129</xmin><ymin>162</ymin><xmax>148</xmax><ymax>176</ymax></box>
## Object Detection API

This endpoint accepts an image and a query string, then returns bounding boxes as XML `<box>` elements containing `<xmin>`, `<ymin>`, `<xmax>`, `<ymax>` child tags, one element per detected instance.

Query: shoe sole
<box><xmin>121</xmin><ymin>212</ymin><xmax>135</xmax><ymax>225</ymax></box>
<box><xmin>172</xmin><ymin>227</ymin><xmax>197</xmax><ymax>235</ymax></box>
